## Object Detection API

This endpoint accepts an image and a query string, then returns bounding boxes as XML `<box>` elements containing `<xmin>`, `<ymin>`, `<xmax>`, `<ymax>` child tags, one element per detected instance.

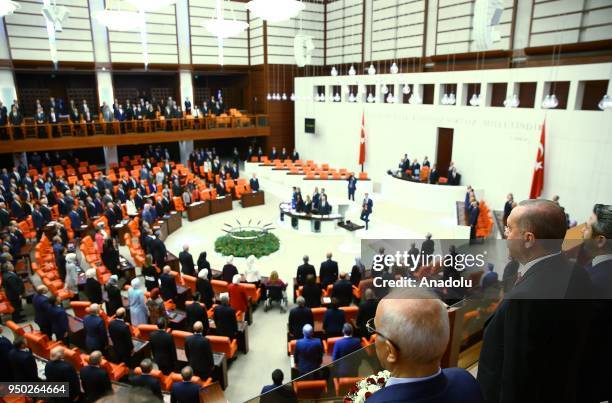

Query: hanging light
<box><xmin>366</xmin><ymin>93</ymin><xmax>375</xmax><ymax>103</ymax></box>
<box><xmin>386</xmin><ymin>93</ymin><xmax>395</xmax><ymax>103</ymax></box>
<box><xmin>598</xmin><ymin>94</ymin><xmax>612</xmax><ymax>110</ymax></box>
<box><xmin>95</xmin><ymin>7</ymin><xmax>144</xmax><ymax>31</ymax></box>
<box><xmin>334</xmin><ymin>93</ymin><xmax>341</xmax><ymax>102</ymax></box>
<box><xmin>319</xmin><ymin>93</ymin><xmax>325</xmax><ymax>102</ymax></box>
<box><xmin>246</xmin><ymin>0</ymin><xmax>304</xmax><ymax>23</ymax></box>
<box><xmin>504</xmin><ymin>94</ymin><xmax>520</xmax><ymax>108</ymax></box>
<box><xmin>290</xmin><ymin>93</ymin><xmax>296</xmax><ymax>101</ymax></box>
<box><xmin>542</xmin><ymin>94</ymin><xmax>558</xmax><ymax>109</ymax></box>
<box><xmin>266</xmin><ymin>93</ymin><xmax>272</xmax><ymax>101</ymax></box>
<box><xmin>381</xmin><ymin>85</ymin><xmax>389</xmax><ymax>95</ymax></box>
<box><xmin>348</xmin><ymin>92</ymin><xmax>355</xmax><ymax>102</ymax></box>
<box><xmin>441</xmin><ymin>93</ymin><xmax>450</xmax><ymax>105</ymax></box>
<box><xmin>367</xmin><ymin>64</ymin><xmax>376</xmax><ymax>75</ymax></box>
<box><xmin>348</xmin><ymin>65</ymin><xmax>356</xmax><ymax>76</ymax></box>
<box><xmin>390</xmin><ymin>62</ymin><xmax>399</xmax><ymax>74</ymax></box>
<box><xmin>0</xmin><ymin>0</ymin><xmax>19</xmax><ymax>17</ymax></box>
<box><xmin>126</xmin><ymin>0</ymin><xmax>176</xmax><ymax>12</ymax></box>
<box><xmin>409</xmin><ymin>89</ymin><xmax>422</xmax><ymax>105</ymax></box>
<box><xmin>448</xmin><ymin>93</ymin><xmax>456</xmax><ymax>105</ymax></box>
<box><xmin>469</xmin><ymin>94</ymin><xmax>480</xmax><ymax>106</ymax></box>
<box><xmin>331</xmin><ymin>66</ymin><xmax>338</xmax><ymax>76</ymax></box>
<box><xmin>282</xmin><ymin>93</ymin><xmax>287</xmax><ymax>101</ymax></box>
<box><xmin>402</xmin><ymin>84</ymin><xmax>411</xmax><ymax>95</ymax></box>
<box><xmin>204</xmin><ymin>0</ymin><xmax>248</xmax><ymax>66</ymax></box>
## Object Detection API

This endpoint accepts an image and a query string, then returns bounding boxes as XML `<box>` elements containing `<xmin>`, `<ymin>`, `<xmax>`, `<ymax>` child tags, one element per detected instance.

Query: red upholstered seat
<box><xmin>171</xmin><ymin>330</ymin><xmax>191</xmax><ymax>349</ymax></box>
<box><xmin>206</xmin><ymin>335</ymin><xmax>238</xmax><ymax>359</ymax></box>
<box><xmin>294</xmin><ymin>380</ymin><xmax>327</xmax><ymax>399</ymax></box>
<box><xmin>70</xmin><ymin>301</ymin><xmax>91</xmax><ymax>319</ymax></box>
<box><xmin>333</xmin><ymin>377</ymin><xmax>362</xmax><ymax>396</ymax></box>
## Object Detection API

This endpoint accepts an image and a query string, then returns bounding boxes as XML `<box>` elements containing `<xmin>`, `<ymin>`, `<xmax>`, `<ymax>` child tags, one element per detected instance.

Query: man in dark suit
<box><xmin>130</xmin><ymin>358</ymin><xmax>163</xmax><ymax>400</ymax></box>
<box><xmin>468</xmin><ymin>200</ymin><xmax>480</xmax><ymax>243</ymax></box>
<box><xmin>185</xmin><ymin>298</ymin><xmax>208</xmax><ymax>334</ymax></box>
<box><xmin>294</xmin><ymin>324</ymin><xmax>323</xmax><ymax>377</ymax></box>
<box><xmin>260</xmin><ymin>369</ymin><xmax>298</xmax><ymax>403</ymax></box>
<box><xmin>478</xmin><ymin>200</ymin><xmax>594</xmax><ymax>403</ymax></box>
<box><xmin>213</xmin><ymin>295</ymin><xmax>238</xmax><ymax>339</ymax></box>
<box><xmin>332</xmin><ymin>323</ymin><xmax>362</xmax><ymax>376</ymax></box>
<box><xmin>2</xmin><ymin>262</ymin><xmax>25</xmax><ymax>322</ymax></box>
<box><xmin>249</xmin><ymin>173</ymin><xmax>260</xmax><ymax>192</ymax></box>
<box><xmin>368</xmin><ymin>288</ymin><xmax>483</xmax><ymax>403</ymax></box>
<box><xmin>347</xmin><ymin>174</ymin><xmax>357</xmax><ymax>201</ymax></box>
<box><xmin>288</xmin><ymin>297</ymin><xmax>313</xmax><ymax>339</ymax></box>
<box><xmin>356</xmin><ymin>288</ymin><xmax>378</xmax><ymax>337</ymax></box>
<box><xmin>359</xmin><ymin>193</ymin><xmax>373</xmax><ymax>230</ymax></box>
<box><xmin>331</xmin><ymin>272</ymin><xmax>353</xmax><ymax>307</ymax></box>
<box><xmin>150</xmin><ymin>233</ymin><xmax>167</xmax><ymax>269</ymax></box>
<box><xmin>9</xmin><ymin>338</ymin><xmax>39</xmax><ymax>381</ymax></box>
<box><xmin>108</xmin><ymin>308</ymin><xmax>134</xmax><ymax>366</ymax></box>
<box><xmin>421</xmin><ymin>233</ymin><xmax>434</xmax><ymax>257</ymax></box>
<box><xmin>323</xmin><ymin>300</ymin><xmax>345</xmax><ymax>337</ymax></box>
<box><xmin>185</xmin><ymin>321</ymin><xmax>214</xmax><ymax>379</ymax></box>
<box><xmin>429</xmin><ymin>163</ymin><xmax>439</xmax><ymax>182</ymax></box>
<box><xmin>170</xmin><ymin>366</ymin><xmax>201</xmax><ymax>403</ymax></box>
<box><xmin>45</xmin><ymin>347</ymin><xmax>81</xmax><ymax>403</ymax></box>
<box><xmin>68</xmin><ymin>204</ymin><xmax>82</xmax><ymax>232</ymax></box>
<box><xmin>32</xmin><ymin>285</ymin><xmax>52</xmax><ymax>338</ymax></box>
<box><xmin>83</xmin><ymin>304</ymin><xmax>108</xmax><ymax>353</ymax></box>
<box><xmin>150</xmin><ymin>318</ymin><xmax>177</xmax><ymax>375</ymax></box>
<box><xmin>296</xmin><ymin>255</ymin><xmax>316</xmax><ymax>286</ymax></box>
<box><xmin>319</xmin><ymin>252</ymin><xmax>339</xmax><ymax>289</ymax></box>
<box><xmin>503</xmin><ymin>193</ymin><xmax>514</xmax><ymax>227</ymax></box>
<box><xmin>179</xmin><ymin>245</ymin><xmax>195</xmax><ymax>276</ymax></box>
<box><xmin>160</xmin><ymin>265</ymin><xmax>177</xmax><ymax>301</ymax></box>
<box><xmin>80</xmin><ymin>351</ymin><xmax>112</xmax><ymax>402</ymax></box>
<box><xmin>0</xmin><ymin>326</ymin><xmax>14</xmax><ymax>381</ymax></box>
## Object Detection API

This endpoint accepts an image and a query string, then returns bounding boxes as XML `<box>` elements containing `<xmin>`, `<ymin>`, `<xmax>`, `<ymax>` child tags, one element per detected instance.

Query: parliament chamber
<box><xmin>0</xmin><ymin>0</ymin><xmax>611</xmax><ymax>403</ymax></box>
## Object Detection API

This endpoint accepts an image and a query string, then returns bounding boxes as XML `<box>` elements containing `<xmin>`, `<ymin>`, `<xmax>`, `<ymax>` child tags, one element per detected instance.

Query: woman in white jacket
<box><xmin>63</xmin><ymin>253</ymin><xmax>79</xmax><ymax>294</ymax></box>
<box><xmin>244</xmin><ymin>255</ymin><xmax>260</xmax><ymax>286</ymax></box>
<box><xmin>126</xmin><ymin>193</ymin><xmax>138</xmax><ymax>217</ymax></box>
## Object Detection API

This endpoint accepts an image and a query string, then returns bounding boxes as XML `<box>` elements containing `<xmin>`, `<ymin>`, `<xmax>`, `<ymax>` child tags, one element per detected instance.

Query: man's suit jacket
<box><xmin>80</xmin><ymin>365</ymin><xmax>112</xmax><ymax>402</ymax></box>
<box><xmin>249</xmin><ymin>178</ymin><xmax>260</xmax><ymax>191</ymax></box>
<box><xmin>185</xmin><ymin>302</ymin><xmax>208</xmax><ymax>333</ymax></box>
<box><xmin>331</xmin><ymin>279</ymin><xmax>353</xmax><ymax>306</ymax></box>
<box><xmin>83</xmin><ymin>314</ymin><xmax>108</xmax><ymax>352</ymax></box>
<box><xmin>179</xmin><ymin>251</ymin><xmax>195</xmax><ymax>276</ymax></box>
<box><xmin>260</xmin><ymin>384</ymin><xmax>298</xmax><ymax>403</ymax></box>
<box><xmin>160</xmin><ymin>273</ymin><xmax>177</xmax><ymax>301</ymax></box>
<box><xmin>213</xmin><ymin>304</ymin><xmax>238</xmax><ymax>339</ymax></box>
<box><xmin>170</xmin><ymin>381</ymin><xmax>201</xmax><ymax>403</ymax></box>
<box><xmin>288</xmin><ymin>306</ymin><xmax>313</xmax><ymax>338</ymax></box>
<box><xmin>44</xmin><ymin>359</ymin><xmax>81</xmax><ymax>401</ymax></box>
<box><xmin>323</xmin><ymin>307</ymin><xmax>345</xmax><ymax>336</ymax></box>
<box><xmin>9</xmin><ymin>348</ymin><xmax>39</xmax><ymax>381</ymax></box>
<box><xmin>294</xmin><ymin>337</ymin><xmax>323</xmax><ymax>375</ymax></box>
<box><xmin>184</xmin><ymin>333</ymin><xmax>214</xmax><ymax>378</ymax></box>
<box><xmin>296</xmin><ymin>263</ymin><xmax>316</xmax><ymax>285</ymax></box>
<box><xmin>150</xmin><ymin>329</ymin><xmax>177</xmax><ymax>374</ymax></box>
<box><xmin>109</xmin><ymin>319</ymin><xmax>134</xmax><ymax>361</ymax></box>
<box><xmin>468</xmin><ymin>206</ymin><xmax>480</xmax><ymax>226</ymax></box>
<box><xmin>150</xmin><ymin>237</ymin><xmax>167</xmax><ymax>268</ymax></box>
<box><xmin>367</xmin><ymin>368</ymin><xmax>483</xmax><ymax>403</ymax></box>
<box><xmin>84</xmin><ymin>278</ymin><xmax>103</xmax><ymax>304</ymax></box>
<box><xmin>478</xmin><ymin>253</ymin><xmax>594</xmax><ymax>403</ymax></box>
<box><xmin>332</xmin><ymin>337</ymin><xmax>362</xmax><ymax>376</ymax></box>
<box><xmin>356</xmin><ymin>299</ymin><xmax>378</xmax><ymax>330</ymax></box>
<box><xmin>130</xmin><ymin>373</ymin><xmax>163</xmax><ymax>399</ymax></box>
<box><xmin>68</xmin><ymin>210</ymin><xmax>82</xmax><ymax>230</ymax></box>
<box><xmin>319</xmin><ymin>259</ymin><xmax>339</xmax><ymax>288</ymax></box>
<box><xmin>362</xmin><ymin>198</ymin><xmax>373</xmax><ymax>214</ymax></box>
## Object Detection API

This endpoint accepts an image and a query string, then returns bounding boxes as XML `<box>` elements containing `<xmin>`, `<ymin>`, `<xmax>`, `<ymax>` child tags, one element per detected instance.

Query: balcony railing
<box><xmin>0</xmin><ymin>114</ymin><xmax>269</xmax><ymax>141</ymax></box>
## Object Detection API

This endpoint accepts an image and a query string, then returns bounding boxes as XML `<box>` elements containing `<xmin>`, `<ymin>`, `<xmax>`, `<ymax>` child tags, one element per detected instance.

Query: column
<box><xmin>179</xmin><ymin>71</ymin><xmax>194</xmax><ymax>165</ymax></box>
<box><xmin>179</xmin><ymin>141</ymin><xmax>194</xmax><ymax>166</ymax></box>
<box><xmin>103</xmin><ymin>146</ymin><xmax>118</xmax><ymax>172</ymax></box>
<box><xmin>88</xmin><ymin>0</ymin><xmax>111</xmax><ymax>65</ymax></box>
<box><xmin>96</xmin><ymin>70</ymin><xmax>114</xmax><ymax>107</ymax></box>
<box><xmin>0</xmin><ymin>19</ymin><xmax>16</xmax><ymax>107</ymax></box>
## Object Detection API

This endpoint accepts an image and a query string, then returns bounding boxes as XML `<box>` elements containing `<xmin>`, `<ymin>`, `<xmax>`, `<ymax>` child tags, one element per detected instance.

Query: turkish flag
<box><xmin>359</xmin><ymin>111</ymin><xmax>366</xmax><ymax>165</ymax></box>
<box><xmin>529</xmin><ymin>120</ymin><xmax>546</xmax><ymax>199</ymax></box>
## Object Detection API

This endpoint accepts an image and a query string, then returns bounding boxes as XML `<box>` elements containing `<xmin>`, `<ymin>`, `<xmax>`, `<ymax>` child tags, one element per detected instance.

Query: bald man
<box><xmin>45</xmin><ymin>347</ymin><xmax>81</xmax><ymax>402</ymax></box>
<box><xmin>369</xmin><ymin>289</ymin><xmax>482</xmax><ymax>403</ymax></box>
<box><xmin>478</xmin><ymin>199</ymin><xmax>594</xmax><ymax>403</ymax></box>
<box><xmin>80</xmin><ymin>351</ymin><xmax>112</xmax><ymax>402</ymax></box>
<box><xmin>184</xmin><ymin>321</ymin><xmax>214</xmax><ymax>379</ymax></box>
<box><xmin>170</xmin><ymin>366</ymin><xmax>200</xmax><ymax>403</ymax></box>
<box><xmin>83</xmin><ymin>304</ymin><xmax>108</xmax><ymax>353</ymax></box>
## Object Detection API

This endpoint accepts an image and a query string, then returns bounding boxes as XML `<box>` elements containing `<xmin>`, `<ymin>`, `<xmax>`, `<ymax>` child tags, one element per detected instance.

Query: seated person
<box><xmin>264</xmin><ymin>271</ymin><xmax>288</xmax><ymax>311</ymax></box>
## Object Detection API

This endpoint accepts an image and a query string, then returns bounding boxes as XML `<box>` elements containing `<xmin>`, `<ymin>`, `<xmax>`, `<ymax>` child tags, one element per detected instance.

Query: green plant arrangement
<box><xmin>214</xmin><ymin>230</ymin><xmax>280</xmax><ymax>258</ymax></box>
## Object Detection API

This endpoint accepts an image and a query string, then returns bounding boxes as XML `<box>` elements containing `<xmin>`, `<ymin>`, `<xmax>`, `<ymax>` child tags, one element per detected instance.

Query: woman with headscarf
<box><xmin>244</xmin><ymin>255</ymin><xmax>260</xmax><ymax>287</ymax></box>
<box><xmin>63</xmin><ymin>252</ymin><xmax>79</xmax><ymax>294</ymax></box>
<box><xmin>196</xmin><ymin>269</ymin><xmax>214</xmax><ymax>308</ymax></box>
<box><xmin>84</xmin><ymin>268</ymin><xmax>103</xmax><ymax>304</ymax></box>
<box><xmin>105</xmin><ymin>275</ymin><xmax>123</xmax><ymax>315</ymax></box>
<box><xmin>128</xmin><ymin>277</ymin><xmax>148</xmax><ymax>326</ymax></box>
<box><xmin>350</xmin><ymin>257</ymin><xmax>365</xmax><ymax>287</ymax></box>
<box><xmin>101</xmin><ymin>237</ymin><xmax>120</xmax><ymax>277</ymax></box>
<box><xmin>197</xmin><ymin>251</ymin><xmax>212</xmax><ymax>280</ymax></box>
<box><xmin>146</xmin><ymin>288</ymin><xmax>166</xmax><ymax>325</ymax></box>
<box><xmin>221</xmin><ymin>255</ymin><xmax>238</xmax><ymax>283</ymax></box>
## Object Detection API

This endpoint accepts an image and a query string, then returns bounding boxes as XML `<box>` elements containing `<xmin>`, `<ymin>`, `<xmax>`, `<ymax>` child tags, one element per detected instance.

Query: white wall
<box><xmin>294</xmin><ymin>63</ymin><xmax>612</xmax><ymax>222</ymax></box>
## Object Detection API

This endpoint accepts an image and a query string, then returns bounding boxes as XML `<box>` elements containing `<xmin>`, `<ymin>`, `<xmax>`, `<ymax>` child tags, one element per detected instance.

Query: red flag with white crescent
<box><xmin>529</xmin><ymin>120</ymin><xmax>545</xmax><ymax>199</ymax></box>
<box><xmin>359</xmin><ymin>111</ymin><xmax>366</xmax><ymax>165</ymax></box>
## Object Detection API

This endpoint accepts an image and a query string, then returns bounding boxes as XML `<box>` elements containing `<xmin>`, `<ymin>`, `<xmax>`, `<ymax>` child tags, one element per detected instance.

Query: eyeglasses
<box><xmin>366</xmin><ymin>318</ymin><xmax>400</xmax><ymax>352</ymax></box>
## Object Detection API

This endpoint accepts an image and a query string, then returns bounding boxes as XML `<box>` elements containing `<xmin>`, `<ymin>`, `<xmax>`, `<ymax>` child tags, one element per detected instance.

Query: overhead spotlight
<box><xmin>390</xmin><ymin>62</ymin><xmax>399</xmax><ymax>74</ymax></box>
<box><xmin>348</xmin><ymin>65</ymin><xmax>356</xmax><ymax>76</ymax></box>
<box><xmin>367</xmin><ymin>64</ymin><xmax>376</xmax><ymax>75</ymax></box>
<box><xmin>402</xmin><ymin>84</ymin><xmax>411</xmax><ymax>95</ymax></box>
<box><xmin>330</xmin><ymin>66</ymin><xmax>338</xmax><ymax>76</ymax></box>
<box><xmin>598</xmin><ymin>94</ymin><xmax>612</xmax><ymax>110</ymax></box>
<box><xmin>469</xmin><ymin>94</ymin><xmax>480</xmax><ymax>106</ymax></box>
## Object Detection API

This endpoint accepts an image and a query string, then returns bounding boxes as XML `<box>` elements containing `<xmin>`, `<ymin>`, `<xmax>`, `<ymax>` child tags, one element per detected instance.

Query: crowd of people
<box><xmin>395</xmin><ymin>154</ymin><xmax>461</xmax><ymax>185</ymax></box>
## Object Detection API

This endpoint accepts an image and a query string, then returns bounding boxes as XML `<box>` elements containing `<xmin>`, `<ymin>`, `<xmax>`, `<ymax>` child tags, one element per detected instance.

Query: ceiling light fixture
<box><xmin>0</xmin><ymin>0</ymin><xmax>19</xmax><ymax>17</ymax></box>
<box><xmin>126</xmin><ymin>0</ymin><xmax>176</xmax><ymax>12</ymax></box>
<box><xmin>203</xmin><ymin>0</ymin><xmax>248</xmax><ymax>66</ymax></box>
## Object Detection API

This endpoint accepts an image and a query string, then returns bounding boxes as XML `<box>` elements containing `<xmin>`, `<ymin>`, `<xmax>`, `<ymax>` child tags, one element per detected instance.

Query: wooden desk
<box><xmin>167</xmin><ymin>309</ymin><xmax>186</xmax><ymax>330</ymax></box>
<box><xmin>240</xmin><ymin>191</ymin><xmax>265</xmax><ymax>208</ymax></box>
<box><xmin>118</xmin><ymin>255</ymin><xmax>136</xmax><ymax>282</ymax></box>
<box><xmin>114</xmin><ymin>220</ymin><xmax>131</xmax><ymax>246</ymax></box>
<box><xmin>153</xmin><ymin>218</ymin><xmax>168</xmax><ymax>242</ymax></box>
<box><xmin>165</xmin><ymin>251</ymin><xmax>180</xmax><ymax>272</ymax></box>
<box><xmin>210</xmin><ymin>196</ymin><xmax>232</xmax><ymax>214</ymax></box>
<box><xmin>167</xmin><ymin>211</ymin><xmax>182</xmax><ymax>235</ymax></box>
<box><xmin>176</xmin><ymin>349</ymin><xmax>228</xmax><ymax>390</ymax></box>
<box><xmin>187</xmin><ymin>201</ymin><xmax>210</xmax><ymax>221</ymax></box>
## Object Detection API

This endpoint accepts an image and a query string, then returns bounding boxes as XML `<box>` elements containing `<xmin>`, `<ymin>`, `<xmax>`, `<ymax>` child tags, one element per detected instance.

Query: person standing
<box><xmin>360</xmin><ymin>193</ymin><xmax>373</xmax><ymax>230</ymax></box>
<box><xmin>49</xmin><ymin>296</ymin><xmax>69</xmax><ymax>344</ymax></box>
<box><xmin>83</xmin><ymin>304</ymin><xmax>108</xmax><ymax>353</ymax></box>
<box><xmin>32</xmin><ymin>285</ymin><xmax>52</xmax><ymax>337</ymax></box>
<box><xmin>128</xmin><ymin>278</ymin><xmax>148</xmax><ymax>326</ymax></box>
<box><xmin>184</xmin><ymin>321</ymin><xmax>214</xmax><ymax>379</ymax></box>
<box><xmin>9</xmin><ymin>338</ymin><xmax>40</xmax><ymax>381</ymax></box>
<box><xmin>45</xmin><ymin>347</ymin><xmax>81</xmax><ymax>403</ymax></box>
<box><xmin>109</xmin><ymin>308</ymin><xmax>134</xmax><ymax>366</ymax></box>
<box><xmin>80</xmin><ymin>351</ymin><xmax>113</xmax><ymax>402</ymax></box>
<box><xmin>347</xmin><ymin>174</ymin><xmax>357</xmax><ymax>201</ymax></box>
<box><xmin>2</xmin><ymin>259</ymin><xmax>25</xmax><ymax>322</ymax></box>
<box><xmin>150</xmin><ymin>318</ymin><xmax>177</xmax><ymax>375</ymax></box>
